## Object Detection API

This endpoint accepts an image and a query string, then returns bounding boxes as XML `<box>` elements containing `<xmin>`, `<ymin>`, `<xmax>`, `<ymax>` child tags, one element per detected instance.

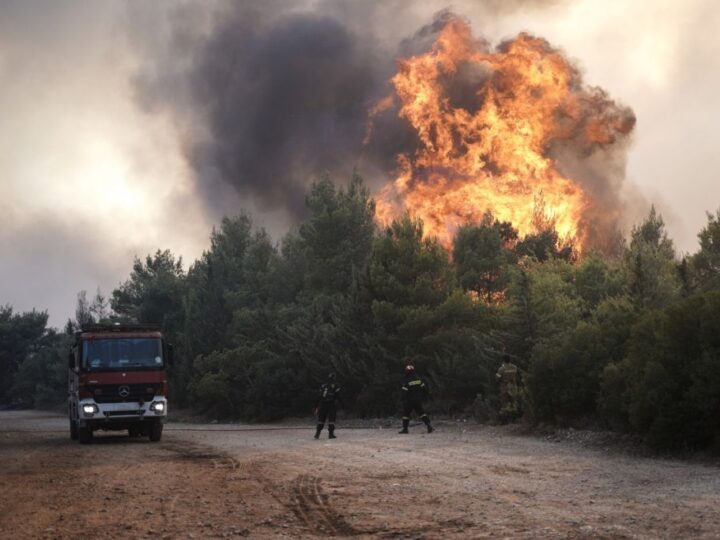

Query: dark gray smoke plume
<box><xmin>132</xmin><ymin>0</ymin><xmax>634</xmax><ymax>253</ymax></box>
<box><xmin>187</xmin><ymin>13</ymin><xmax>383</xmax><ymax>216</ymax></box>
<box><xmin>132</xmin><ymin>2</ymin><xmax>566</xmax><ymax>222</ymax></box>
<box><xmin>133</xmin><ymin>3</ymin><xmax>396</xmax><ymax>219</ymax></box>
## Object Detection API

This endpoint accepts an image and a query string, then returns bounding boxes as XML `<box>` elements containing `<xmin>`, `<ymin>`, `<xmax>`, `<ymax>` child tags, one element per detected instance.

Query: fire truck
<box><xmin>68</xmin><ymin>324</ymin><xmax>172</xmax><ymax>444</ymax></box>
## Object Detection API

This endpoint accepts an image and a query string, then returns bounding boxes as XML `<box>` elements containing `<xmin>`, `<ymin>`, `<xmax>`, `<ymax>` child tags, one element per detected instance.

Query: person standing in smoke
<box><xmin>314</xmin><ymin>373</ymin><xmax>342</xmax><ymax>440</ymax></box>
<box><xmin>399</xmin><ymin>364</ymin><xmax>434</xmax><ymax>434</ymax></box>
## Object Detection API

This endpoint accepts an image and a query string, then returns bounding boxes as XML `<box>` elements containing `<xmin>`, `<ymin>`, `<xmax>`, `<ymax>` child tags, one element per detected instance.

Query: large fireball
<box><xmin>373</xmin><ymin>17</ymin><xmax>635</xmax><ymax>253</ymax></box>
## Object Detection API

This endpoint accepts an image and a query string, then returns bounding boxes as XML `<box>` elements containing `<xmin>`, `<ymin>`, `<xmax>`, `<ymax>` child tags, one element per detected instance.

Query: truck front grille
<box><xmin>88</xmin><ymin>384</ymin><xmax>160</xmax><ymax>403</ymax></box>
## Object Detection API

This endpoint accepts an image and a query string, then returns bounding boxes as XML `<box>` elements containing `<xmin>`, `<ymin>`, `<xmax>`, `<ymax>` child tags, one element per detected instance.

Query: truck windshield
<box><xmin>82</xmin><ymin>338</ymin><xmax>164</xmax><ymax>371</ymax></box>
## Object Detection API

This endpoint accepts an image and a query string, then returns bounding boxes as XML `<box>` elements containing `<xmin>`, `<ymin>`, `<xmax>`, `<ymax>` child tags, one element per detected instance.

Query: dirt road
<box><xmin>1</xmin><ymin>410</ymin><xmax>719</xmax><ymax>539</ymax></box>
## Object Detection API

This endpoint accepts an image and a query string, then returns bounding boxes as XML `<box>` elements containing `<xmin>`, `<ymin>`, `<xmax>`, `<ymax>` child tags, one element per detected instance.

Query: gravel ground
<box><xmin>1</xmin><ymin>410</ymin><xmax>719</xmax><ymax>539</ymax></box>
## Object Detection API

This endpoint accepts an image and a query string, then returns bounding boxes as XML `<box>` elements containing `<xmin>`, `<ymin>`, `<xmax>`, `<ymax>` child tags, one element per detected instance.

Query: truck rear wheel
<box><xmin>78</xmin><ymin>426</ymin><xmax>93</xmax><ymax>444</ymax></box>
<box><xmin>69</xmin><ymin>419</ymin><xmax>79</xmax><ymax>440</ymax></box>
<box><xmin>149</xmin><ymin>422</ymin><xmax>163</xmax><ymax>442</ymax></box>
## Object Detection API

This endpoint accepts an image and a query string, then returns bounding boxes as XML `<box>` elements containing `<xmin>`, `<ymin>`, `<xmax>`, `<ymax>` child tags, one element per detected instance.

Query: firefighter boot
<box><xmin>314</xmin><ymin>424</ymin><xmax>323</xmax><ymax>439</ymax></box>
<box><xmin>328</xmin><ymin>424</ymin><xmax>336</xmax><ymax>439</ymax></box>
<box><xmin>398</xmin><ymin>418</ymin><xmax>409</xmax><ymax>434</ymax></box>
<box><xmin>421</xmin><ymin>414</ymin><xmax>434</xmax><ymax>434</ymax></box>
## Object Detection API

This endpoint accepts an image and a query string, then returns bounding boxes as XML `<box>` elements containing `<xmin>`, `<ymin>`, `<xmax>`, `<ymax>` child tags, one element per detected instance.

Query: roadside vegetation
<box><xmin>2</xmin><ymin>174</ymin><xmax>720</xmax><ymax>451</ymax></box>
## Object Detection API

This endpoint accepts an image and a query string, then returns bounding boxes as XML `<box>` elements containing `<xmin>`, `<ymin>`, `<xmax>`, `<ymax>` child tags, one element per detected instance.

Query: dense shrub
<box><xmin>599</xmin><ymin>292</ymin><xmax>720</xmax><ymax>449</ymax></box>
<box><xmin>191</xmin><ymin>345</ymin><xmax>317</xmax><ymax>421</ymax></box>
<box><xmin>526</xmin><ymin>297</ymin><xmax>635</xmax><ymax>423</ymax></box>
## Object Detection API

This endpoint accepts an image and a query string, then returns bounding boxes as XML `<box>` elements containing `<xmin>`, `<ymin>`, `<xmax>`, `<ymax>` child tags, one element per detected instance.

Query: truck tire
<box><xmin>78</xmin><ymin>426</ymin><xmax>93</xmax><ymax>444</ymax></box>
<box><xmin>69</xmin><ymin>419</ymin><xmax>79</xmax><ymax>440</ymax></box>
<box><xmin>149</xmin><ymin>422</ymin><xmax>163</xmax><ymax>442</ymax></box>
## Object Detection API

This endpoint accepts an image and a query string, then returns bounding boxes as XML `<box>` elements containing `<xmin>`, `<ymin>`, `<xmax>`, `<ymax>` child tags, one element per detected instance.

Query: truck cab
<box><xmin>68</xmin><ymin>324</ymin><xmax>172</xmax><ymax>444</ymax></box>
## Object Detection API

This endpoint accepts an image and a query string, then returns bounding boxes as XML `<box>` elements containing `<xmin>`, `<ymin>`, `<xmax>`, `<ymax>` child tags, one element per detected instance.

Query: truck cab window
<box><xmin>82</xmin><ymin>338</ymin><xmax>163</xmax><ymax>371</ymax></box>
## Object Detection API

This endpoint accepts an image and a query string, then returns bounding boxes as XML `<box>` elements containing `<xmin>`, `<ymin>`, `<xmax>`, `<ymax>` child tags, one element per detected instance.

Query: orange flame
<box><xmin>374</xmin><ymin>18</ymin><xmax>635</xmax><ymax>252</ymax></box>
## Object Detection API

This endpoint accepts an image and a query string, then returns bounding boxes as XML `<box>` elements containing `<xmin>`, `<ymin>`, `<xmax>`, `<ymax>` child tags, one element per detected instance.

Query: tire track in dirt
<box><xmin>163</xmin><ymin>438</ymin><xmax>242</xmax><ymax>472</ymax></box>
<box><xmin>281</xmin><ymin>443</ymin><xmax>481</xmax><ymax>538</ymax></box>
<box><xmin>289</xmin><ymin>474</ymin><xmax>361</xmax><ymax>536</ymax></box>
<box><xmin>262</xmin><ymin>453</ymin><xmax>471</xmax><ymax>538</ymax></box>
<box><xmin>158</xmin><ymin>438</ymin><xmax>255</xmax><ymax>531</ymax></box>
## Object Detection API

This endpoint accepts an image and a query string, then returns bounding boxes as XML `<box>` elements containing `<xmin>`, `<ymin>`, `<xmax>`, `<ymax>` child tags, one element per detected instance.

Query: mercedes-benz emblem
<box><xmin>118</xmin><ymin>385</ymin><xmax>130</xmax><ymax>398</ymax></box>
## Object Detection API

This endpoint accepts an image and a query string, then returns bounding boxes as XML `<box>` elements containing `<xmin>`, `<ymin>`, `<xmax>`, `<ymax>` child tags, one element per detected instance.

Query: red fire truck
<box><xmin>67</xmin><ymin>324</ymin><xmax>172</xmax><ymax>444</ymax></box>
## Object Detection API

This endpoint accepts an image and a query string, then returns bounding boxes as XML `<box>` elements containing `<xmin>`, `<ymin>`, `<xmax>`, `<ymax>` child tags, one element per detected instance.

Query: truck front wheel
<box><xmin>69</xmin><ymin>419</ymin><xmax>78</xmax><ymax>440</ymax></box>
<box><xmin>149</xmin><ymin>422</ymin><xmax>163</xmax><ymax>442</ymax></box>
<box><xmin>78</xmin><ymin>426</ymin><xmax>93</xmax><ymax>444</ymax></box>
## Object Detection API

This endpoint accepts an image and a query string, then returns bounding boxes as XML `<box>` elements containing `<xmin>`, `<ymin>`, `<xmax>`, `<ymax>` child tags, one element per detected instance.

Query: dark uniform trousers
<box><xmin>317</xmin><ymin>402</ymin><xmax>337</xmax><ymax>427</ymax></box>
<box><xmin>402</xmin><ymin>399</ymin><xmax>430</xmax><ymax>430</ymax></box>
<box><xmin>316</xmin><ymin>403</ymin><xmax>336</xmax><ymax>438</ymax></box>
<box><xmin>403</xmin><ymin>399</ymin><xmax>426</xmax><ymax>419</ymax></box>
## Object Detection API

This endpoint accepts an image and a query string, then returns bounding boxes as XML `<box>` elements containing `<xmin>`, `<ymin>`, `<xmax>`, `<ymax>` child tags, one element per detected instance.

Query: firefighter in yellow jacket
<box><xmin>496</xmin><ymin>355</ymin><xmax>519</xmax><ymax>422</ymax></box>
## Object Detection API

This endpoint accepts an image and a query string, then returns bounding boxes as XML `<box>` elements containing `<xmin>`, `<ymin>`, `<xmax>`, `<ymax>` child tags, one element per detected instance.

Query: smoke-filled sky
<box><xmin>1</xmin><ymin>0</ymin><xmax>719</xmax><ymax>326</ymax></box>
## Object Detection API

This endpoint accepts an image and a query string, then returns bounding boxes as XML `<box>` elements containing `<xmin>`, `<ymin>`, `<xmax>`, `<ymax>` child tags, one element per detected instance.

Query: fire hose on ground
<box><xmin>0</xmin><ymin>423</ymin><xmax>430</xmax><ymax>434</ymax></box>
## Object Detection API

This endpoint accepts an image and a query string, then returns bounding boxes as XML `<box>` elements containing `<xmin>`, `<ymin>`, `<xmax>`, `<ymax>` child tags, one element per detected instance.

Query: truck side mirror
<box><xmin>166</xmin><ymin>344</ymin><xmax>174</xmax><ymax>366</ymax></box>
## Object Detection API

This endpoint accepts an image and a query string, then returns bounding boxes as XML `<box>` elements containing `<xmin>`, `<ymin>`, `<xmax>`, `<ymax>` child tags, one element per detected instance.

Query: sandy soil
<box><xmin>1</xmin><ymin>410</ymin><xmax>719</xmax><ymax>539</ymax></box>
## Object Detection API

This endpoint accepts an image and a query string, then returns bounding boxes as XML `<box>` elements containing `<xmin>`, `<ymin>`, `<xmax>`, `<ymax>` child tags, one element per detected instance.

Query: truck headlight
<box><xmin>150</xmin><ymin>401</ymin><xmax>165</xmax><ymax>413</ymax></box>
<box><xmin>82</xmin><ymin>404</ymin><xmax>98</xmax><ymax>416</ymax></box>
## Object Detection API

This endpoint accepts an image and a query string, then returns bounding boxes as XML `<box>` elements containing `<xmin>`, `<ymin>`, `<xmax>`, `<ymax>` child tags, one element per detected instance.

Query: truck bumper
<box><xmin>77</xmin><ymin>397</ymin><xmax>167</xmax><ymax>429</ymax></box>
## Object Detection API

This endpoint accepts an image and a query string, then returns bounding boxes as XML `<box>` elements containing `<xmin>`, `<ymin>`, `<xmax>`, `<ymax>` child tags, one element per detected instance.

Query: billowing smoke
<box><xmin>133</xmin><ymin>1</ymin><xmax>635</xmax><ymax>252</ymax></box>
<box><xmin>133</xmin><ymin>2</ymin><xmax>396</xmax><ymax>220</ymax></box>
<box><xmin>191</xmin><ymin>14</ymin><xmax>385</xmax><ymax>216</ymax></box>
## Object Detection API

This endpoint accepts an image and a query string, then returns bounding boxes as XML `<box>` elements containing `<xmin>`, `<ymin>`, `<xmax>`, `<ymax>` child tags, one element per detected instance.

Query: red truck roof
<box><xmin>76</xmin><ymin>324</ymin><xmax>163</xmax><ymax>341</ymax></box>
<box><xmin>80</xmin><ymin>331</ymin><xmax>163</xmax><ymax>339</ymax></box>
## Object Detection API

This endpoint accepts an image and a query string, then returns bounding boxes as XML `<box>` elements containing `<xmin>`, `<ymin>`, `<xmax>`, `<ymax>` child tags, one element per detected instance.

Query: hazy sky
<box><xmin>1</xmin><ymin>0</ymin><xmax>719</xmax><ymax>326</ymax></box>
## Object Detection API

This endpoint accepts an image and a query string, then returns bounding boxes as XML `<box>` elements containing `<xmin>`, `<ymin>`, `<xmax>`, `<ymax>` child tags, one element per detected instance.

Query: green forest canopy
<box><xmin>3</xmin><ymin>174</ymin><xmax>720</xmax><ymax>451</ymax></box>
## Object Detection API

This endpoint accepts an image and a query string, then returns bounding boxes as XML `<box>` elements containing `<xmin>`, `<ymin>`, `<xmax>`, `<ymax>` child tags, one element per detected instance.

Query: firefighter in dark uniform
<box><xmin>399</xmin><ymin>364</ymin><xmax>434</xmax><ymax>434</ymax></box>
<box><xmin>314</xmin><ymin>373</ymin><xmax>342</xmax><ymax>439</ymax></box>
